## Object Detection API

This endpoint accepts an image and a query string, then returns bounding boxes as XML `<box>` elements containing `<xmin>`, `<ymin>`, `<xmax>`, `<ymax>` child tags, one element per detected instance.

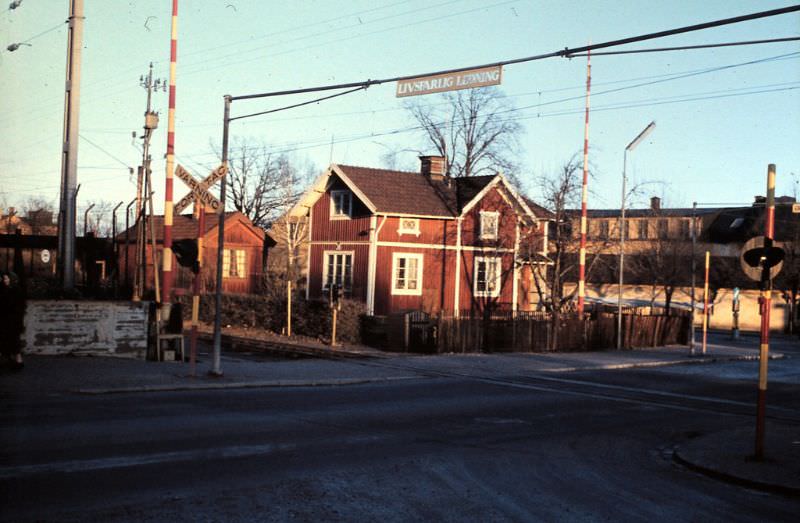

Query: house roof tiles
<box><xmin>336</xmin><ymin>165</ymin><xmax>456</xmax><ymax>216</ymax></box>
<box><xmin>116</xmin><ymin>211</ymin><xmax>264</xmax><ymax>242</ymax></box>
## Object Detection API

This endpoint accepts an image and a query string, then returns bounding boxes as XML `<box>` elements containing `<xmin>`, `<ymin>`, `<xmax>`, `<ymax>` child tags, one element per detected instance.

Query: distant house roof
<box><xmin>706</xmin><ymin>202</ymin><xmax>800</xmax><ymax>243</ymax></box>
<box><xmin>566</xmin><ymin>197</ymin><xmax>799</xmax><ymax>244</ymax></box>
<box><xmin>292</xmin><ymin>163</ymin><xmax>548</xmax><ymax>222</ymax></box>
<box><xmin>575</xmin><ymin>207</ymin><xmax>718</xmax><ymax>219</ymax></box>
<box><xmin>116</xmin><ymin>211</ymin><xmax>265</xmax><ymax>243</ymax></box>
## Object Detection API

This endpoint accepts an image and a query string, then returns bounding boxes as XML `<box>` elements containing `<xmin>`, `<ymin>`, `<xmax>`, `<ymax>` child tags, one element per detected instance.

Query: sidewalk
<box><xmin>2</xmin><ymin>334</ymin><xmax>785</xmax><ymax>396</ymax></box>
<box><xmin>674</xmin><ymin>424</ymin><xmax>800</xmax><ymax>496</ymax></box>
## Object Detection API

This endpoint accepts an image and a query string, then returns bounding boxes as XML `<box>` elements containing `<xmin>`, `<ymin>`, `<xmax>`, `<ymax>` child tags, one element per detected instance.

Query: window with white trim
<box><xmin>479</xmin><ymin>211</ymin><xmax>499</xmax><ymax>240</ymax></box>
<box><xmin>330</xmin><ymin>190</ymin><xmax>352</xmax><ymax>218</ymax></box>
<box><xmin>391</xmin><ymin>253</ymin><xmax>423</xmax><ymax>295</ymax></box>
<box><xmin>397</xmin><ymin>218</ymin><xmax>420</xmax><ymax>236</ymax></box>
<box><xmin>323</xmin><ymin>251</ymin><xmax>353</xmax><ymax>292</ymax></box>
<box><xmin>474</xmin><ymin>256</ymin><xmax>501</xmax><ymax>297</ymax></box>
<box><xmin>223</xmin><ymin>249</ymin><xmax>247</xmax><ymax>278</ymax></box>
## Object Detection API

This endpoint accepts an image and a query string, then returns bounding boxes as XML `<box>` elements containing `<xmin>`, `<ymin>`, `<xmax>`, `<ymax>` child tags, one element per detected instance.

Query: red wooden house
<box><xmin>291</xmin><ymin>156</ymin><xmax>550</xmax><ymax>316</ymax></box>
<box><xmin>117</xmin><ymin>211</ymin><xmax>268</xmax><ymax>296</ymax></box>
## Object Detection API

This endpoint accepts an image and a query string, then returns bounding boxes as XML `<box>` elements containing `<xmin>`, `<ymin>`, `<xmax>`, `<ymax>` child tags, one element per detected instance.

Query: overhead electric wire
<box><xmin>78</xmin><ymin>134</ymin><xmax>134</xmax><ymax>171</ymax></box>
<box><xmin>230</xmin><ymin>4</ymin><xmax>800</xmax><ymax>102</ymax></box>
<box><xmin>2</xmin><ymin>21</ymin><xmax>66</xmax><ymax>54</ymax></box>
<box><xmin>180</xmin><ymin>0</ymin><xmax>416</xmax><ymax>60</ymax></box>
<box><xmin>230</xmin><ymin>86</ymin><xmax>369</xmax><ymax>122</ymax></box>
<box><xmin>181</xmin><ymin>0</ymin><xmax>469</xmax><ymax>70</ymax></box>
<box><xmin>567</xmin><ymin>36</ymin><xmax>800</xmax><ymax>56</ymax></box>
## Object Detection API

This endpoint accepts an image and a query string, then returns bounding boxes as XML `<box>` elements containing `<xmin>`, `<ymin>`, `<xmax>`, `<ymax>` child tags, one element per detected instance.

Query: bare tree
<box><xmin>526</xmin><ymin>157</ymin><xmax>608</xmax><ymax>349</ymax></box>
<box><xmin>405</xmin><ymin>87</ymin><xmax>522</xmax><ymax>180</ymax></box>
<box><xmin>271</xmin><ymin>161</ymin><xmax>311</xmax><ymax>337</ymax></box>
<box><xmin>22</xmin><ymin>196</ymin><xmax>56</xmax><ymax>234</ymax></box>
<box><xmin>626</xmin><ymin>217</ymin><xmax>692</xmax><ymax>315</ymax></box>
<box><xmin>215</xmin><ymin>138</ymin><xmax>314</xmax><ymax>229</ymax></box>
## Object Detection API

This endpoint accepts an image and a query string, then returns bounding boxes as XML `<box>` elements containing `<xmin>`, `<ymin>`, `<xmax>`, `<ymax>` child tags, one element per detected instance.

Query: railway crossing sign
<box><xmin>174</xmin><ymin>164</ymin><xmax>227</xmax><ymax>214</ymax></box>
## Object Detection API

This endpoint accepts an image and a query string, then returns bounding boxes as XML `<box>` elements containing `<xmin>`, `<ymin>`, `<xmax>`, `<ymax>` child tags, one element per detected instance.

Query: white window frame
<box><xmin>322</xmin><ymin>250</ymin><xmax>354</xmax><ymax>292</ymax></box>
<box><xmin>479</xmin><ymin>211</ymin><xmax>499</xmax><ymax>240</ymax></box>
<box><xmin>474</xmin><ymin>255</ymin><xmax>501</xmax><ymax>298</ymax></box>
<box><xmin>397</xmin><ymin>217</ymin><xmax>420</xmax><ymax>237</ymax></box>
<box><xmin>330</xmin><ymin>190</ymin><xmax>352</xmax><ymax>219</ymax></box>
<box><xmin>391</xmin><ymin>252</ymin><xmax>423</xmax><ymax>296</ymax></box>
<box><xmin>222</xmin><ymin>248</ymin><xmax>247</xmax><ymax>279</ymax></box>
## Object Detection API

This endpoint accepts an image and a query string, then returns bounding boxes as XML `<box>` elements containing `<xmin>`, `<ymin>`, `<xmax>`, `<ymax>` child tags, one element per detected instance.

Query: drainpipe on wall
<box><xmin>305</xmin><ymin>207</ymin><xmax>312</xmax><ymax>301</ymax></box>
<box><xmin>366</xmin><ymin>215</ymin><xmax>377</xmax><ymax>315</ymax></box>
<box><xmin>512</xmin><ymin>220</ymin><xmax>520</xmax><ymax>313</ymax></box>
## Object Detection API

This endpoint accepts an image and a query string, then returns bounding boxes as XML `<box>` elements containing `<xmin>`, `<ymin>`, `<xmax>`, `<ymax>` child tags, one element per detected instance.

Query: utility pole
<box><xmin>211</xmin><ymin>96</ymin><xmax>231</xmax><ymax>377</ymax></box>
<box><xmin>58</xmin><ymin>0</ymin><xmax>85</xmax><ymax>290</ymax></box>
<box><xmin>133</xmin><ymin>63</ymin><xmax>163</xmax><ymax>301</ymax></box>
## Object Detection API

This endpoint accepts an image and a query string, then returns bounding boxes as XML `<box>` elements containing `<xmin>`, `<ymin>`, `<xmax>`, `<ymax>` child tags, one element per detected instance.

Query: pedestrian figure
<box><xmin>0</xmin><ymin>271</ymin><xmax>26</xmax><ymax>370</ymax></box>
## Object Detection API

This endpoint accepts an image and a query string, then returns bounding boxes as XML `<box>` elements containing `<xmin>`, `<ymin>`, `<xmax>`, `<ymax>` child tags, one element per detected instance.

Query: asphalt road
<box><xmin>2</xmin><ymin>350</ymin><xmax>799</xmax><ymax>522</ymax></box>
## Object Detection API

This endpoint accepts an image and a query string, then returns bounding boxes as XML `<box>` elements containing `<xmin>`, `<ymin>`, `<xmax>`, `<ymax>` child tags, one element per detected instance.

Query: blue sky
<box><xmin>1</xmin><ymin>1</ymin><xmax>798</xmax><ymax>220</ymax></box>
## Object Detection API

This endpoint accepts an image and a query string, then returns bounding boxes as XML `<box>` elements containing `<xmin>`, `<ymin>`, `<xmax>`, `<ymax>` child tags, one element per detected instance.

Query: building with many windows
<box><xmin>291</xmin><ymin>156</ymin><xmax>551</xmax><ymax>316</ymax></box>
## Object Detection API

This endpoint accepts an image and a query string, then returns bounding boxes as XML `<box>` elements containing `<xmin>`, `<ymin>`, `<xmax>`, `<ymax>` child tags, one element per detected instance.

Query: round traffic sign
<box><xmin>740</xmin><ymin>236</ymin><xmax>784</xmax><ymax>281</ymax></box>
<box><xmin>40</xmin><ymin>249</ymin><xmax>51</xmax><ymax>264</ymax></box>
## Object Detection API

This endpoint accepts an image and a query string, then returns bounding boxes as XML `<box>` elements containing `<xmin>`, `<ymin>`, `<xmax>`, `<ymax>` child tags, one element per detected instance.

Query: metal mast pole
<box><xmin>577</xmin><ymin>48</ymin><xmax>591</xmax><ymax>317</ymax></box>
<box><xmin>617</xmin><ymin>121</ymin><xmax>655</xmax><ymax>349</ymax></box>
<box><xmin>690</xmin><ymin>201</ymin><xmax>697</xmax><ymax>354</ymax></box>
<box><xmin>58</xmin><ymin>0</ymin><xmax>85</xmax><ymax>290</ymax></box>
<box><xmin>702</xmin><ymin>250</ymin><xmax>710</xmax><ymax>354</ymax></box>
<box><xmin>617</xmin><ymin>149</ymin><xmax>628</xmax><ymax>349</ymax></box>
<box><xmin>161</xmin><ymin>0</ymin><xmax>179</xmax><ymax>322</ymax></box>
<box><xmin>211</xmin><ymin>96</ymin><xmax>231</xmax><ymax>377</ymax></box>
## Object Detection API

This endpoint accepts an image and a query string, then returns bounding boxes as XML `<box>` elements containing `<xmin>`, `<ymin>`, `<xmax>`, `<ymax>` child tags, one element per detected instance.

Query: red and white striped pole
<box><xmin>577</xmin><ymin>48</ymin><xmax>591</xmax><ymax>316</ymax></box>
<box><xmin>161</xmin><ymin>0</ymin><xmax>178</xmax><ymax>321</ymax></box>
<box><xmin>755</xmin><ymin>163</ymin><xmax>776</xmax><ymax>460</ymax></box>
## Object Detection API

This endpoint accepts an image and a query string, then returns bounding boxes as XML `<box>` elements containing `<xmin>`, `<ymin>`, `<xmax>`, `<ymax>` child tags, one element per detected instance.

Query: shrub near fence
<box><xmin>431</xmin><ymin>311</ymin><xmax>689</xmax><ymax>354</ymax></box>
<box><xmin>175</xmin><ymin>293</ymin><xmax>365</xmax><ymax>344</ymax></box>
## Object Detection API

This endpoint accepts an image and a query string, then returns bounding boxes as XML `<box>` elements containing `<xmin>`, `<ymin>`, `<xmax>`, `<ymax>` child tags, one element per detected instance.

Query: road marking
<box><xmin>0</xmin><ymin>443</ymin><xmax>295</xmax><ymax>479</ymax></box>
<box><xmin>356</xmin><ymin>359</ymin><xmax>800</xmax><ymax>421</ymax></box>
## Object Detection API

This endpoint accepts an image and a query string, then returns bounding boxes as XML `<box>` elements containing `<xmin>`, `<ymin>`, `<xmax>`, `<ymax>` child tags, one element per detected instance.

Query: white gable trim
<box><xmin>460</xmin><ymin>174</ymin><xmax>538</xmax><ymax>224</ymax></box>
<box><xmin>289</xmin><ymin>163</ymin><xmax>377</xmax><ymax>217</ymax></box>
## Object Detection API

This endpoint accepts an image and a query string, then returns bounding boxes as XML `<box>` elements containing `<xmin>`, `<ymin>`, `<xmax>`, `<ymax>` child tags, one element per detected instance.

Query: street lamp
<box><xmin>618</xmin><ymin>121</ymin><xmax>656</xmax><ymax>349</ymax></box>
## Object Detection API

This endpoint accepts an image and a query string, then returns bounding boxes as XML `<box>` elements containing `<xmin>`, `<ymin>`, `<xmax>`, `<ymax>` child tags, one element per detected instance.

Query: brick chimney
<box><xmin>420</xmin><ymin>155</ymin><xmax>446</xmax><ymax>182</ymax></box>
<box><xmin>650</xmin><ymin>196</ymin><xmax>661</xmax><ymax>211</ymax></box>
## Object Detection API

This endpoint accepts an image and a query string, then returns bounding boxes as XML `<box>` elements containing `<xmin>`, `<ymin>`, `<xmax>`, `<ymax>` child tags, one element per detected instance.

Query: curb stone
<box><xmin>672</xmin><ymin>449</ymin><xmax>800</xmax><ymax>497</ymax></box>
<box><xmin>74</xmin><ymin>376</ymin><xmax>417</xmax><ymax>395</ymax></box>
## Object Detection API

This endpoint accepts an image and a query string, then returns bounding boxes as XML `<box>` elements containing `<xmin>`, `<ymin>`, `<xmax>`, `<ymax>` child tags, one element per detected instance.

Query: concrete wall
<box><xmin>565</xmin><ymin>284</ymin><xmax>793</xmax><ymax>333</ymax></box>
<box><xmin>24</xmin><ymin>300</ymin><xmax>149</xmax><ymax>358</ymax></box>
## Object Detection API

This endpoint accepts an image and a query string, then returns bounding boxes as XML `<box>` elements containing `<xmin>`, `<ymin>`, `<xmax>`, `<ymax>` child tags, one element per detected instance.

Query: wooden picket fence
<box><xmin>428</xmin><ymin>310</ymin><xmax>689</xmax><ymax>354</ymax></box>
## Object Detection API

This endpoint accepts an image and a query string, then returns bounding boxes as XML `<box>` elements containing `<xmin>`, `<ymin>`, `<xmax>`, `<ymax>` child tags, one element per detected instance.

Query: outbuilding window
<box><xmin>223</xmin><ymin>249</ymin><xmax>246</xmax><ymax>278</ymax></box>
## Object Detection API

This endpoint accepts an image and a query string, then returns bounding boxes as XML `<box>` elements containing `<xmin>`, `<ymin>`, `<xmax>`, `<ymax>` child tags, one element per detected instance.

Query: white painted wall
<box><xmin>24</xmin><ymin>300</ymin><xmax>149</xmax><ymax>358</ymax></box>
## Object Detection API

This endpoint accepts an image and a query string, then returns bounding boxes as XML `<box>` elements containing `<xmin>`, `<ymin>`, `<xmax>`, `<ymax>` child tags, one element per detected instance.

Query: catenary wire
<box><xmin>230</xmin><ymin>4</ymin><xmax>800</xmax><ymax>101</ymax></box>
